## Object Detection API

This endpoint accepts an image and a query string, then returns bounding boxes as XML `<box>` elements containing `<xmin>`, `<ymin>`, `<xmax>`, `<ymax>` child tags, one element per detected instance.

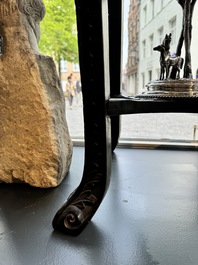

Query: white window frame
<box><xmin>169</xmin><ymin>16</ymin><xmax>177</xmax><ymax>45</ymax></box>
<box><xmin>148</xmin><ymin>70</ymin><xmax>152</xmax><ymax>81</ymax></box>
<box><xmin>60</xmin><ymin>60</ymin><xmax>68</xmax><ymax>72</ymax></box>
<box><xmin>161</xmin><ymin>0</ymin><xmax>164</xmax><ymax>10</ymax></box>
<box><xmin>149</xmin><ymin>34</ymin><xmax>154</xmax><ymax>56</ymax></box>
<box><xmin>158</xmin><ymin>26</ymin><xmax>164</xmax><ymax>44</ymax></box>
<box><xmin>142</xmin><ymin>40</ymin><xmax>146</xmax><ymax>59</ymax></box>
<box><xmin>72</xmin><ymin>62</ymin><xmax>80</xmax><ymax>72</ymax></box>
<box><xmin>151</xmin><ymin>0</ymin><xmax>155</xmax><ymax>19</ymax></box>
<box><xmin>143</xmin><ymin>5</ymin><xmax>147</xmax><ymax>27</ymax></box>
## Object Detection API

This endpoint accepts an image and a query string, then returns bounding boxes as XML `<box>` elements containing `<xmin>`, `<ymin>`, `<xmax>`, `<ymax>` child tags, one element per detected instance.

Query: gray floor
<box><xmin>0</xmin><ymin>146</ymin><xmax>198</xmax><ymax>265</ymax></box>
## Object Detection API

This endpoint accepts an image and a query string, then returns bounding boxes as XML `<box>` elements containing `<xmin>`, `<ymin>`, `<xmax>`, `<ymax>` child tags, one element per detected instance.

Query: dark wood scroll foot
<box><xmin>52</xmin><ymin>191</ymin><xmax>89</xmax><ymax>236</ymax></box>
<box><xmin>52</xmin><ymin>174</ymin><xmax>107</xmax><ymax>235</ymax></box>
<box><xmin>53</xmin><ymin>106</ymin><xmax>111</xmax><ymax>236</ymax></box>
<box><xmin>53</xmin><ymin>129</ymin><xmax>111</xmax><ymax>236</ymax></box>
<box><xmin>52</xmin><ymin>197</ymin><xmax>97</xmax><ymax>236</ymax></box>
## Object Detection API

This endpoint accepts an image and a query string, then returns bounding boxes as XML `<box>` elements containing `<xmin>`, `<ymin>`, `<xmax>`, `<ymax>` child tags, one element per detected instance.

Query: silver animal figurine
<box><xmin>153</xmin><ymin>34</ymin><xmax>184</xmax><ymax>80</ymax></box>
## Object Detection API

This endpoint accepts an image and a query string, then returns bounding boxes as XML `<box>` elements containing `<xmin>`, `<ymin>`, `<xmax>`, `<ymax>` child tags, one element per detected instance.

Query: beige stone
<box><xmin>0</xmin><ymin>0</ymin><xmax>73</xmax><ymax>187</ymax></box>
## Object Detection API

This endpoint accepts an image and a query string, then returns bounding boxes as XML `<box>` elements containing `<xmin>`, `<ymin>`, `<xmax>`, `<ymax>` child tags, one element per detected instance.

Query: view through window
<box><xmin>121</xmin><ymin>0</ymin><xmax>198</xmax><ymax>143</ymax></box>
<box><xmin>40</xmin><ymin>0</ymin><xmax>198</xmax><ymax>144</ymax></box>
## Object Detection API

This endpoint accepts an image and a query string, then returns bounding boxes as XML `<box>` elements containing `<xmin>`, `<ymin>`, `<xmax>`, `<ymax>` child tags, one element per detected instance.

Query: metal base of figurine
<box><xmin>140</xmin><ymin>79</ymin><xmax>198</xmax><ymax>98</ymax></box>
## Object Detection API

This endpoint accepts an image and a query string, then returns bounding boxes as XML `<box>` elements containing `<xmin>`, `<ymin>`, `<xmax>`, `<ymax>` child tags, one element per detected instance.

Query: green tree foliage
<box><xmin>39</xmin><ymin>0</ymin><xmax>78</xmax><ymax>65</ymax></box>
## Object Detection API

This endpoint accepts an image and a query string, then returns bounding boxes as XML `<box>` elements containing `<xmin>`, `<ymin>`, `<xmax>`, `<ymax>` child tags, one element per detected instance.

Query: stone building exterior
<box><xmin>125</xmin><ymin>0</ymin><xmax>198</xmax><ymax>95</ymax></box>
<box><xmin>125</xmin><ymin>0</ymin><xmax>140</xmax><ymax>96</ymax></box>
<box><xmin>138</xmin><ymin>0</ymin><xmax>183</xmax><ymax>93</ymax></box>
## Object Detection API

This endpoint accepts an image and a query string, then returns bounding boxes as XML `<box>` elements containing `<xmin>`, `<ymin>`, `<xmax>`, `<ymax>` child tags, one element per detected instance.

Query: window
<box><xmin>43</xmin><ymin>0</ymin><xmax>198</xmax><ymax>145</ymax></box>
<box><xmin>150</xmin><ymin>0</ymin><xmax>155</xmax><ymax>18</ymax></box>
<box><xmin>72</xmin><ymin>62</ymin><xmax>80</xmax><ymax>72</ymax></box>
<box><xmin>169</xmin><ymin>17</ymin><xmax>177</xmax><ymax>45</ymax></box>
<box><xmin>158</xmin><ymin>27</ymin><xmax>163</xmax><ymax>44</ymax></box>
<box><xmin>161</xmin><ymin>0</ymin><xmax>164</xmax><ymax>9</ymax></box>
<box><xmin>142</xmin><ymin>40</ymin><xmax>146</xmax><ymax>59</ymax></box>
<box><xmin>148</xmin><ymin>70</ymin><xmax>152</xmax><ymax>81</ymax></box>
<box><xmin>120</xmin><ymin>0</ymin><xmax>198</xmax><ymax>144</ymax></box>
<box><xmin>143</xmin><ymin>5</ymin><xmax>147</xmax><ymax>27</ymax></box>
<box><xmin>149</xmin><ymin>34</ymin><xmax>153</xmax><ymax>56</ymax></box>
<box><xmin>60</xmin><ymin>60</ymin><xmax>68</xmax><ymax>72</ymax></box>
<box><xmin>142</xmin><ymin>73</ymin><xmax>145</xmax><ymax>89</ymax></box>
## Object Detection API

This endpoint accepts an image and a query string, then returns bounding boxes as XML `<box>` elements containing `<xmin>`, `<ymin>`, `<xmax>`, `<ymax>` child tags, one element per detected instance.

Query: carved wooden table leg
<box><xmin>53</xmin><ymin>0</ymin><xmax>111</xmax><ymax>235</ymax></box>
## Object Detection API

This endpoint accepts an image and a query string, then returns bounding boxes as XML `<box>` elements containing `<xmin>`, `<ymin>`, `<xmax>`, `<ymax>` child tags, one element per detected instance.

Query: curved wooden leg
<box><xmin>52</xmin><ymin>0</ymin><xmax>111</xmax><ymax>235</ymax></box>
<box><xmin>52</xmin><ymin>115</ymin><xmax>111</xmax><ymax>235</ymax></box>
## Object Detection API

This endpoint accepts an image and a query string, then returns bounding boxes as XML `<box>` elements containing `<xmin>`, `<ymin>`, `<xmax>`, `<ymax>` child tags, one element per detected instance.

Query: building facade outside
<box><xmin>126</xmin><ymin>0</ymin><xmax>198</xmax><ymax>95</ymax></box>
<box><xmin>138</xmin><ymin>0</ymin><xmax>183</xmax><ymax>93</ymax></box>
<box><xmin>60</xmin><ymin>60</ymin><xmax>81</xmax><ymax>92</ymax></box>
<box><xmin>125</xmin><ymin>0</ymin><xmax>140</xmax><ymax>96</ymax></box>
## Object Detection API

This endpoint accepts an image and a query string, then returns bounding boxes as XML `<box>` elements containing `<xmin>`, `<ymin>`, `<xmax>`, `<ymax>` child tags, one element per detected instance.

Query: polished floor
<box><xmin>0</xmin><ymin>146</ymin><xmax>198</xmax><ymax>265</ymax></box>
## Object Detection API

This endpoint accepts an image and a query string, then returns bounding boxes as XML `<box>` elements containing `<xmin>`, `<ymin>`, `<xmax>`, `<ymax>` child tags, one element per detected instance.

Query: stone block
<box><xmin>0</xmin><ymin>0</ymin><xmax>73</xmax><ymax>187</ymax></box>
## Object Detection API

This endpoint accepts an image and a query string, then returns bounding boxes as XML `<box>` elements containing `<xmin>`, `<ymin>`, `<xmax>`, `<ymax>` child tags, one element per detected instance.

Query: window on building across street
<box><xmin>169</xmin><ymin>16</ymin><xmax>177</xmax><ymax>45</ymax></box>
<box><xmin>141</xmin><ymin>73</ymin><xmax>145</xmax><ymax>89</ymax></box>
<box><xmin>158</xmin><ymin>26</ymin><xmax>163</xmax><ymax>44</ymax></box>
<box><xmin>161</xmin><ymin>0</ymin><xmax>164</xmax><ymax>10</ymax></box>
<box><xmin>60</xmin><ymin>60</ymin><xmax>68</xmax><ymax>72</ymax></box>
<box><xmin>142</xmin><ymin>40</ymin><xmax>146</xmax><ymax>59</ymax></box>
<box><xmin>143</xmin><ymin>5</ymin><xmax>147</xmax><ymax>27</ymax></box>
<box><xmin>150</xmin><ymin>0</ymin><xmax>155</xmax><ymax>19</ymax></box>
<box><xmin>72</xmin><ymin>62</ymin><xmax>80</xmax><ymax>72</ymax></box>
<box><xmin>149</xmin><ymin>34</ymin><xmax>153</xmax><ymax>56</ymax></box>
<box><xmin>148</xmin><ymin>70</ymin><xmax>152</xmax><ymax>81</ymax></box>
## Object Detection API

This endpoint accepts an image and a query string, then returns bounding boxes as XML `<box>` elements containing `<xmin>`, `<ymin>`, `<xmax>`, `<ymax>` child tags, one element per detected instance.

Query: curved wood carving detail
<box><xmin>53</xmin><ymin>170</ymin><xmax>106</xmax><ymax>235</ymax></box>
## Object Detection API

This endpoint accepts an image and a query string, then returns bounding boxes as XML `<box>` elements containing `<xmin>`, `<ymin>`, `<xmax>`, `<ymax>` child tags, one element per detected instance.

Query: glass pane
<box><xmin>120</xmin><ymin>113</ymin><xmax>198</xmax><ymax>141</ymax></box>
<box><xmin>40</xmin><ymin>0</ymin><xmax>198</xmax><ymax>144</ymax></box>
<box><xmin>121</xmin><ymin>0</ymin><xmax>198</xmax><ymax>142</ymax></box>
<box><xmin>40</xmin><ymin>1</ymin><xmax>84</xmax><ymax>140</ymax></box>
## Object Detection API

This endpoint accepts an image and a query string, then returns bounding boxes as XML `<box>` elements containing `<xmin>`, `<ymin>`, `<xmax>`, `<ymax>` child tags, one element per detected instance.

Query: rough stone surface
<box><xmin>0</xmin><ymin>0</ymin><xmax>73</xmax><ymax>188</ymax></box>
